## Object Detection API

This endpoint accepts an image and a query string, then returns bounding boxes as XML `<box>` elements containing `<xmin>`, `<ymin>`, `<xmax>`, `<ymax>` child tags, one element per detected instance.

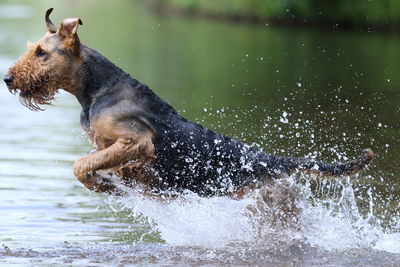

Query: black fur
<box><xmin>76</xmin><ymin>45</ymin><xmax>372</xmax><ymax>196</ymax></box>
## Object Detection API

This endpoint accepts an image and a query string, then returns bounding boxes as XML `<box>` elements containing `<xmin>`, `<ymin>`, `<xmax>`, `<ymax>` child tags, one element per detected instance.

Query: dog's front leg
<box><xmin>73</xmin><ymin>137</ymin><xmax>155</xmax><ymax>192</ymax></box>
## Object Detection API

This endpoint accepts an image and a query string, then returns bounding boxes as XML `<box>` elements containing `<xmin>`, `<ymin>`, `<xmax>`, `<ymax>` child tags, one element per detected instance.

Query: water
<box><xmin>0</xmin><ymin>0</ymin><xmax>400</xmax><ymax>265</ymax></box>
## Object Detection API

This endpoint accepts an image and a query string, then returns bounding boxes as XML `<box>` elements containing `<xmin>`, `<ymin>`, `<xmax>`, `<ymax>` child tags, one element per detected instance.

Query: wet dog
<box><xmin>4</xmin><ymin>9</ymin><xmax>373</xmax><ymax>197</ymax></box>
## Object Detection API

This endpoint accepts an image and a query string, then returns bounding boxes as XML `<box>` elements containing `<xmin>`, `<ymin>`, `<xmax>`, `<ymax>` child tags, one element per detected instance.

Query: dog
<box><xmin>4</xmin><ymin>9</ymin><xmax>373</xmax><ymax>197</ymax></box>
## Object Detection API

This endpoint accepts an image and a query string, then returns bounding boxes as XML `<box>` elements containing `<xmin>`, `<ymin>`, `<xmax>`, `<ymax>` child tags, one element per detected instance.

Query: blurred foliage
<box><xmin>150</xmin><ymin>0</ymin><xmax>400</xmax><ymax>27</ymax></box>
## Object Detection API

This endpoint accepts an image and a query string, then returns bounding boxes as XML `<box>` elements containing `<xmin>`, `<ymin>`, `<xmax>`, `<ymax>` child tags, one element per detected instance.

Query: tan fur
<box><xmin>246</xmin><ymin>180</ymin><xmax>300</xmax><ymax>232</ymax></box>
<box><xmin>74</xmin><ymin>115</ymin><xmax>156</xmax><ymax>192</ymax></box>
<box><xmin>7</xmin><ymin>32</ymin><xmax>83</xmax><ymax>110</ymax></box>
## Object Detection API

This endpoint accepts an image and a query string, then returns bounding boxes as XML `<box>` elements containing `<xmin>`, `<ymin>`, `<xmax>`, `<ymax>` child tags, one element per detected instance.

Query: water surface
<box><xmin>0</xmin><ymin>0</ymin><xmax>400</xmax><ymax>265</ymax></box>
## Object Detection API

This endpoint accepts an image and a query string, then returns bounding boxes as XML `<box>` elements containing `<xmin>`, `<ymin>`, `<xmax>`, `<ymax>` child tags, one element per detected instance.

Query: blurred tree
<box><xmin>147</xmin><ymin>0</ymin><xmax>400</xmax><ymax>29</ymax></box>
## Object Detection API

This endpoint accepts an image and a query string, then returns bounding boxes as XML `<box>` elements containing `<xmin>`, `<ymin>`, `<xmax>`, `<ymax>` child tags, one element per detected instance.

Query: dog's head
<box><xmin>4</xmin><ymin>8</ymin><xmax>83</xmax><ymax>110</ymax></box>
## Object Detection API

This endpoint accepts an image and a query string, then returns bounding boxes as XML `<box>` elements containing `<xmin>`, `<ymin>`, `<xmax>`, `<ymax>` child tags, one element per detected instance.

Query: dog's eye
<box><xmin>36</xmin><ymin>48</ymin><xmax>47</xmax><ymax>57</ymax></box>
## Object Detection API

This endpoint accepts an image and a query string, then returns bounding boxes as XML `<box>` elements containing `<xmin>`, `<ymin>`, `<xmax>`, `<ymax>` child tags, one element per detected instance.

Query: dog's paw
<box><xmin>73</xmin><ymin>158</ymin><xmax>91</xmax><ymax>182</ymax></box>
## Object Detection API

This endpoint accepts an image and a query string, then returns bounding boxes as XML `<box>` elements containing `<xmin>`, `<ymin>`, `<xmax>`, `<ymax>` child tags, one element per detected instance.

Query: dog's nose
<box><xmin>3</xmin><ymin>74</ymin><xmax>14</xmax><ymax>86</ymax></box>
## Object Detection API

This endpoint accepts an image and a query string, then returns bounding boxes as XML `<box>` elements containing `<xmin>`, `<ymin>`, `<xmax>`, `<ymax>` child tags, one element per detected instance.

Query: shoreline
<box><xmin>143</xmin><ymin>0</ymin><xmax>400</xmax><ymax>33</ymax></box>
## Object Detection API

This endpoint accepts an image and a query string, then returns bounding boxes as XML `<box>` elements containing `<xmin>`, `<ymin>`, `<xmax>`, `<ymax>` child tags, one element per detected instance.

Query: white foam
<box><xmin>105</xmin><ymin>176</ymin><xmax>400</xmax><ymax>254</ymax></box>
<box><xmin>106</xmin><ymin>189</ymin><xmax>258</xmax><ymax>248</ymax></box>
<box><xmin>374</xmin><ymin>233</ymin><xmax>400</xmax><ymax>253</ymax></box>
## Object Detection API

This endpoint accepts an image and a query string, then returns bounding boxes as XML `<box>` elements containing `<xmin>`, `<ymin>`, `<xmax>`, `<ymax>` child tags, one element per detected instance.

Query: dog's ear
<box><xmin>45</xmin><ymin>8</ymin><xmax>57</xmax><ymax>33</ymax></box>
<box><xmin>59</xmin><ymin>18</ymin><xmax>83</xmax><ymax>56</ymax></box>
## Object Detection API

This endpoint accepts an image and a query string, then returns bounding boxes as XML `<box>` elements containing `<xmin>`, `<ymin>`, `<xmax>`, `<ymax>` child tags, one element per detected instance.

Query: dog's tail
<box><xmin>278</xmin><ymin>148</ymin><xmax>374</xmax><ymax>177</ymax></box>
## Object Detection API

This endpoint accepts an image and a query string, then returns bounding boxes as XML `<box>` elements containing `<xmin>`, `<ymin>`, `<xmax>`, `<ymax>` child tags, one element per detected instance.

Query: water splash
<box><xmin>105</xmin><ymin>173</ymin><xmax>400</xmax><ymax>255</ymax></box>
<box><xmin>105</xmin><ymin>188</ymin><xmax>257</xmax><ymax>248</ymax></box>
<box><xmin>98</xmin><ymin>89</ymin><xmax>400</xmax><ymax>258</ymax></box>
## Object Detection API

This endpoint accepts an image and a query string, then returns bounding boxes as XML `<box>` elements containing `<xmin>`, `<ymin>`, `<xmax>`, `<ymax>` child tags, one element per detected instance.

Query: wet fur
<box><xmin>5</xmin><ymin>9</ymin><xmax>373</xmax><ymax>197</ymax></box>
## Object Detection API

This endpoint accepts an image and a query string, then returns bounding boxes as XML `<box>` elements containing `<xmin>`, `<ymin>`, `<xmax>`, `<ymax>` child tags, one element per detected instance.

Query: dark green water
<box><xmin>0</xmin><ymin>0</ymin><xmax>399</xmax><ymax>265</ymax></box>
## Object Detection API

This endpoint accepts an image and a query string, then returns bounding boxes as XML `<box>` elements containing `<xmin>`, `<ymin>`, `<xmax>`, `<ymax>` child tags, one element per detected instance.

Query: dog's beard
<box><xmin>7</xmin><ymin>70</ymin><xmax>58</xmax><ymax>111</ymax></box>
<box><xmin>18</xmin><ymin>87</ymin><xmax>57</xmax><ymax>111</ymax></box>
<box><xmin>9</xmin><ymin>77</ymin><xmax>57</xmax><ymax>111</ymax></box>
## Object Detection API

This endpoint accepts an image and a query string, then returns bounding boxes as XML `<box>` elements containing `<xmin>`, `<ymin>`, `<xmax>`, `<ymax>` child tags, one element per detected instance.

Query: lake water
<box><xmin>0</xmin><ymin>0</ymin><xmax>399</xmax><ymax>266</ymax></box>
